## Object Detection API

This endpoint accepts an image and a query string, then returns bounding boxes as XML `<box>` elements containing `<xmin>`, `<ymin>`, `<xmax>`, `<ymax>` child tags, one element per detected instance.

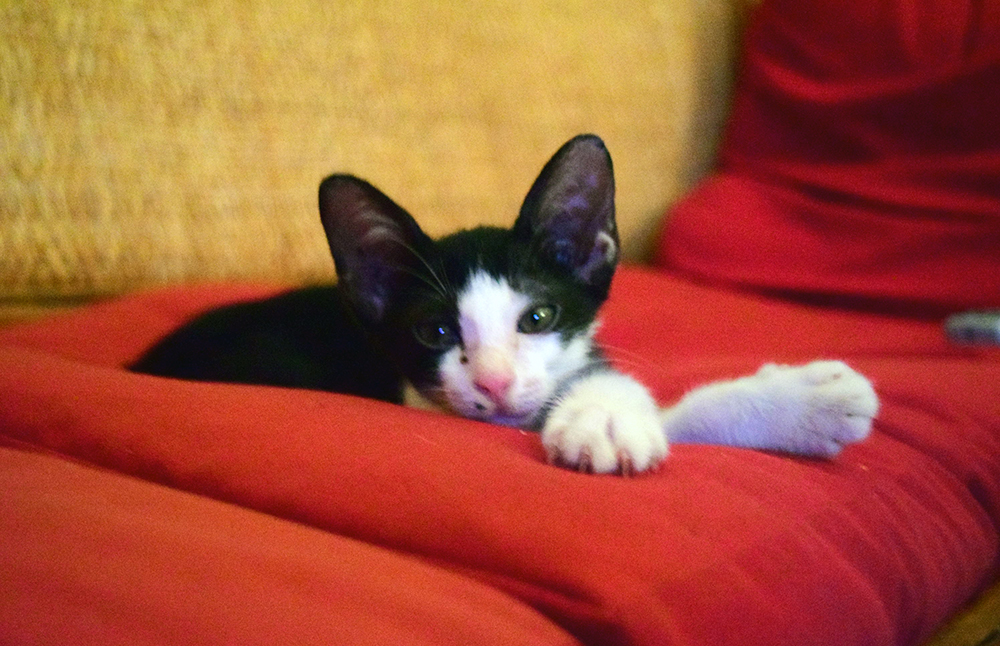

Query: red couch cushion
<box><xmin>656</xmin><ymin>0</ymin><xmax>1000</xmax><ymax>314</ymax></box>
<box><xmin>2</xmin><ymin>267</ymin><xmax>998</xmax><ymax>645</ymax></box>
<box><xmin>0</xmin><ymin>447</ymin><xmax>579</xmax><ymax>646</ymax></box>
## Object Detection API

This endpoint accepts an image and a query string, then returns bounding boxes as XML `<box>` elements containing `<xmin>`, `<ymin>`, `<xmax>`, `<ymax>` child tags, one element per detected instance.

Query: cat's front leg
<box><xmin>662</xmin><ymin>361</ymin><xmax>878</xmax><ymax>457</ymax></box>
<box><xmin>542</xmin><ymin>371</ymin><xmax>668</xmax><ymax>475</ymax></box>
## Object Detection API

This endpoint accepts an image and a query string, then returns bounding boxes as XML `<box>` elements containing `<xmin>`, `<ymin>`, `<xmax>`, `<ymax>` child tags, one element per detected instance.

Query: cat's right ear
<box><xmin>318</xmin><ymin>175</ymin><xmax>430</xmax><ymax>324</ymax></box>
<box><xmin>513</xmin><ymin>134</ymin><xmax>619</xmax><ymax>297</ymax></box>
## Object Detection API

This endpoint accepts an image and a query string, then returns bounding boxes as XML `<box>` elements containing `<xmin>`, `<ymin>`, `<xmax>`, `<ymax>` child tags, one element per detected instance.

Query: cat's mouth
<box><xmin>488</xmin><ymin>413</ymin><xmax>532</xmax><ymax>428</ymax></box>
<box><xmin>414</xmin><ymin>384</ymin><xmax>544</xmax><ymax>431</ymax></box>
<box><xmin>476</xmin><ymin>407</ymin><xmax>543</xmax><ymax>431</ymax></box>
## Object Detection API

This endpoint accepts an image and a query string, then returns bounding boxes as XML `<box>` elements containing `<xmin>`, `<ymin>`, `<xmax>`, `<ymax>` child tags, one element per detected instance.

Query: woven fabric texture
<box><xmin>1</xmin><ymin>0</ymin><xmax>742</xmax><ymax>300</ymax></box>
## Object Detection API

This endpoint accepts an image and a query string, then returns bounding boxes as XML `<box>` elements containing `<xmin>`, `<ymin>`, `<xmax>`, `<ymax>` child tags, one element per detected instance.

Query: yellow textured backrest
<box><xmin>1</xmin><ymin>0</ymin><xmax>744</xmax><ymax>302</ymax></box>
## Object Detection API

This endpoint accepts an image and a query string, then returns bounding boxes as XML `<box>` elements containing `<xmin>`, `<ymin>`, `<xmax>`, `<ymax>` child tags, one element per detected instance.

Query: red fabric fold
<box><xmin>657</xmin><ymin>0</ymin><xmax>1000</xmax><ymax>314</ymax></box>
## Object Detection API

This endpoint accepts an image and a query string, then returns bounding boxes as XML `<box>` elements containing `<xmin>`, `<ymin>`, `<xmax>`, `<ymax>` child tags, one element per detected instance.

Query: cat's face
<box><xmin>429</xmin><ymin>269</ymin><xmax>595</xmax><ymax>427</ymax></box>
<box><xmin>377</xmin><ymin>227</ymin><xmax>608</xmax><ymax>428</ymax></box>
<box><xmin>318</xmin><ymin>134</ymin><xmax>619</xmax><ymax>428</ymax></box>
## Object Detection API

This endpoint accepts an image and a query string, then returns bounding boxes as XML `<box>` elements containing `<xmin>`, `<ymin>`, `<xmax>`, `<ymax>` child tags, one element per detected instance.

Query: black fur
<box><xmin>130</xmin><ymin>286</ymin><xmax>403</xmax><ymax>400</ymax></box>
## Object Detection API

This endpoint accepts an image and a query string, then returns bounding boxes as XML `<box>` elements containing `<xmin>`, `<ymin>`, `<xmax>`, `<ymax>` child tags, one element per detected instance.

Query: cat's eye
<box><xmin>517</xmin><ymin>304</ymin><xmax>559</xmax><ymax>334</ymax></box>
<box><xmin>414</xmin><ymin>319</ymin><xmax>460</xmax><ymax>349</ymax></box>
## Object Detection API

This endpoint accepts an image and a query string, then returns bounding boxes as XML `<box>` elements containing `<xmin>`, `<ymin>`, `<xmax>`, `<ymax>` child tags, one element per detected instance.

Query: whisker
<box><xmin>597</xmin><ymin>344</ymin><xmax>680</xmax><ymax>378</ymax></box>
<box><xmin>602</xmin><ymin>356</ymin><xmax>651</xmax><ymax>371</ymax></box>
<box><xmin>436</xmin><ymin>256</ymin><xmax>455</xmax><ymax>296</ymax></box>
<box><xmin>599</xmin><ymin>342</ymin><xmax>651</xmax><ymax>362</ymax></box>
<box><xmin>600</xmin><ymin>343</ymin><xmax>659</xmax><ymax>368</ymax></box>
<box><xmin>393</xmin><ymin>264</ymin><xmax>449</xmax><ymax>299</ymax></box>
<box><xmin>389</xmin><ymin>239</ymin><xmax>452</xmax><ymax>298</ymax></box>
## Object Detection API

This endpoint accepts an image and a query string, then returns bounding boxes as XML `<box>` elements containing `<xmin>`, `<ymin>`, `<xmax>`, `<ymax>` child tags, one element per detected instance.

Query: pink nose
<box><xmin>473</xmin><ymin>372</ymin><xmax>513</xmax><ymax>404</ymax></box>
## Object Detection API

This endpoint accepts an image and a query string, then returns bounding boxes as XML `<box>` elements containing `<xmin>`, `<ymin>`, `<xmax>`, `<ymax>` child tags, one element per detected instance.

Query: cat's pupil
<box><xmin>518</xmin><ymin>305</ymin><xmax>558</xmax><ymax>334</ymax></box>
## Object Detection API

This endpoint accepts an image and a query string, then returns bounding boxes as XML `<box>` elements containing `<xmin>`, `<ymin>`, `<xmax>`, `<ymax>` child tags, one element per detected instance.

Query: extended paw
<box><xmin>756</xmin><ymin>360</ymin><xmax>879</xmax><ymax>457</ymax></box>
<box><xmin>542</xmin><ymin>373</ymin><xmax>668</xmax><ymax>475</ymax></box>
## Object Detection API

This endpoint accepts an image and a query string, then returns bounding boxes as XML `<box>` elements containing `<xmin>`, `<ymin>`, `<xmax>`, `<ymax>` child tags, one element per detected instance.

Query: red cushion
<box><xmin>656</xmin><ymin>0</ymin><xmax>1000</xmax><ymax>314</ymax></box>
<box><xmin>2</xmin><ymin>268</ymin><xmax>999</xmax><ymax>645</ymax></box>
<box><xmin>0</xmin><ymin>447</ymin><xmax>578</xmax><ymax>646</ymax></box>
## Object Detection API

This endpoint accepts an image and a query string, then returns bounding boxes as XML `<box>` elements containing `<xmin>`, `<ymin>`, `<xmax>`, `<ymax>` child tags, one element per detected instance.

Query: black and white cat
<box><xmin>131</xmin><ymin>135</ymin><xmax>878</xmax><ymax>474</ymax></box>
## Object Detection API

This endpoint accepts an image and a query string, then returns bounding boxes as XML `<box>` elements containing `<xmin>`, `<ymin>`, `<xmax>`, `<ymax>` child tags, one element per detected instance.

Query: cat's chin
<box><xmin>481</xmin><ymin>411</ymin><xmax>540</xmax><ymax>430</ymax></box>
<box><xmin>403</xmin><ymin>384</ymin><xmax>541</xmax><ymax>430</ymax></box>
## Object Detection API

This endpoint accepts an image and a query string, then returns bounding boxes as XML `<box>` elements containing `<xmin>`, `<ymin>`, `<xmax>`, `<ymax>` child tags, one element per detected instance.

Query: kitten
<box><xmin>131</xmin><ymin>135</ymin><xmax>878</xmax><ymax>474</ymax></box>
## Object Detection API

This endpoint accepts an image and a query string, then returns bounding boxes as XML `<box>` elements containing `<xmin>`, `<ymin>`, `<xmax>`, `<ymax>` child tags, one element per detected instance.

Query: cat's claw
<box><xmin>542</xmin><ymin>372</ymin><xmax>668</xmax><ymax>475</ymax></box>
<box><xmin>617</xmin><ymin>452</ymin><xmax>636</xmax><ymax>477</ymax></box>
<box><xmin>547</xmin><ymin>446</ymin><xmax>636</xmax><ymax>476</ymax></box>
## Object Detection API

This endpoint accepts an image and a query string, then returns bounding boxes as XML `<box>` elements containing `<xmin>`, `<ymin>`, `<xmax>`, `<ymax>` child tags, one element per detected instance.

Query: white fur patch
<box><xmin>433</xmin><ymin>270</ymin><xmax>594</xmax><ymax>428</ymax></box>
<box><xmin>542</xmin><ymin>371</ymin><xmax>667</xmax><ymax>474</ymax></box>
<box><xmin>661</xmin><ymin>360</ymin><xmax>878</xmax><ymax>457</ymax></box>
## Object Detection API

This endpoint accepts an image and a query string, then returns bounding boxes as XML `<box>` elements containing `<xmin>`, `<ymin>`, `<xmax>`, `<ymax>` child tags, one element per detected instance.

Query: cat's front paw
<box><xmin>755</xmin><ymin>360</ymin><xmax>879</xmax><ymax>457</ymax></box>
<box><xmin>542</xmin><ymin>372</ymin><xmax>667</xmax><ymax>475</ymax></box>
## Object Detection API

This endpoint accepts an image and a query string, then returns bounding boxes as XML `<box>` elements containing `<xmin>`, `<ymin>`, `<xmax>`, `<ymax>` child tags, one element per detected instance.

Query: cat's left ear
<box><xmin>514</xmin><ymin>134</ymin><xmax>619</xmax><ymax>295</ymax></box>
<box><xmin>318</xmin><ymin>174</ymin><xmax>432</xmax><ymax>324</ymax></box>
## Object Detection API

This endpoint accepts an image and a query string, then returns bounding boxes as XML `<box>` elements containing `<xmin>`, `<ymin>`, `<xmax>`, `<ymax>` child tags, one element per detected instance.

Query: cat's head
<box><xmin>318</xmin><ymin>134</ymin><xmax>619</xmax><ymax>428</ymax></box>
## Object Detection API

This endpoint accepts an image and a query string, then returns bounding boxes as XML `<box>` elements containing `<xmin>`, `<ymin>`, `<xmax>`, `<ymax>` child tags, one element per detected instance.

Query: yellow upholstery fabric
<box><xmin>1</xmin><ymin>0</ymin><xmax>743</xmax><ymax>305</ymax></box>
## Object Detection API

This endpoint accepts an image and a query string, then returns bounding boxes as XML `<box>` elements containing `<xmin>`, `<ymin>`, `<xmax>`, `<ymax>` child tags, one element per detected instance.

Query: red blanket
<box><xmin>2</xmin><ymin>268</ymin><xmax>998</xmax><ymax>645</ymax></box>
<box><xmin>657</xmin><ymin>0</ymin><xmax>1000</xmax><ymax>315</ymax></box>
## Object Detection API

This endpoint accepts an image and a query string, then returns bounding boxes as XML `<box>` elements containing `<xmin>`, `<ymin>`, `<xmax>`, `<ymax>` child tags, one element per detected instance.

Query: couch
<box><xmin>2</xmin><ymin>0</ymin><xmax>998</xmax><ymax>644</ymax></box>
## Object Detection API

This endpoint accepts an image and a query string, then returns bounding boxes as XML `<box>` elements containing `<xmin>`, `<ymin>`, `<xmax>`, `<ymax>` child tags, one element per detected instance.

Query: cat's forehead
<box><xmin>437</xmin><ymin>227</ymin><xmax>517</xmax><ymax>280</ymax></box>
<box><xmin>459</xmin><ymin>271</ymin><xmax>522</xmax><ymax>304</ymax></box>
<box><xmin>456</xmin><ymin>270</ymin><xmax>531</xmax><ymax>345</ymax></box>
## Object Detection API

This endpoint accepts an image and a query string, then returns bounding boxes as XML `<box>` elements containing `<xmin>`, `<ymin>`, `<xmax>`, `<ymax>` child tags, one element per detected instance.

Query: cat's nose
<box><xmin>473</xmin><ymin>372</ymin><xmax>513</xmax><ymax>405</ymax></box>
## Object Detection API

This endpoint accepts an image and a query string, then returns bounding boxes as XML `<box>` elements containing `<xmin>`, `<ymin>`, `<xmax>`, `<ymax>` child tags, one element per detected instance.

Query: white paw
<box><xmin>542</xmin><ymin>372</ymin><xmax>668</xmax><ymax>475</ymax></box>
<box><xmin>752</xmin><ymin>360</ymin><xmax>879</xmax><ymax>457</ymax></box>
